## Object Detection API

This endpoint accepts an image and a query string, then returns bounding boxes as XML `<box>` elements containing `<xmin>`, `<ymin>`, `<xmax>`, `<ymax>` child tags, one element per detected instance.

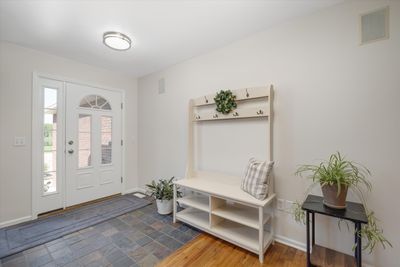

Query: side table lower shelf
<box><xmin>311</xmin><ymin>245</ymin><xmax>356</xmax><ymax>267</ymax></box>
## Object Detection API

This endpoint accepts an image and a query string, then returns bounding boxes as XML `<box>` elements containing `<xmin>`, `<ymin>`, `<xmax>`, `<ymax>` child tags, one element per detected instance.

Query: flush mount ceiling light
<box><xmin>103</xmin><ymin>31</ymin><xmax>131</xmax><ymax>51</ymax></box>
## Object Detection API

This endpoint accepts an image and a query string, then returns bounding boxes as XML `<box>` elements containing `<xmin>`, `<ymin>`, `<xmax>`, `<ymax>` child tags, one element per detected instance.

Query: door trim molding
<box><xmin>32</xmin><ymin>72</ymin><xmax>126</xmax><ymax>219</ymax></box>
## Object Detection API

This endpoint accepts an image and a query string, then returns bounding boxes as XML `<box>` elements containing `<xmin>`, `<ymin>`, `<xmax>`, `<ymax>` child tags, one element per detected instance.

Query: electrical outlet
<box><xmin>277</xmin><ymin>198</ymin><xmax>285</xmax><ymax>210</ymax></box>
<box><xmin>285</xmin><ymin>200</ymin><xmax>295</xmax><ymax>212</ymax></box>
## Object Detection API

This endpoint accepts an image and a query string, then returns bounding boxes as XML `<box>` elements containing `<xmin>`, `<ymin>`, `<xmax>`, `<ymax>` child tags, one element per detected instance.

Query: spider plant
<box><xmin>295</xmin><ymin>152</ymin><xmax>372</xmax><ymax>195</ymax></box>
<box><xmin>292</xmin><ymin>152</ymin><xmax>392</xmax><ymax>253</ymax></box>
<box><xmin>146</xmin><ymin>176</ymin><xmax>182</xmax><ymax>200</ymax></box>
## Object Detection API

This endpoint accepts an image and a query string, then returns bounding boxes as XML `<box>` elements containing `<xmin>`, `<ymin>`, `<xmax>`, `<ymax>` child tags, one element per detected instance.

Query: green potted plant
<box><xmin>146</xmin><ymin>177</ymin><xmax>182</xmax><ymax>215</ymax></box>
<box><xmin>295</xmin><ymin>152</ymin><xmax>371</xmax><ymax>209</ymax></box>
<box><xmin>293</xmin><ymin>152</ymin><xmax>391</xmax><ymax>253</ymax></box>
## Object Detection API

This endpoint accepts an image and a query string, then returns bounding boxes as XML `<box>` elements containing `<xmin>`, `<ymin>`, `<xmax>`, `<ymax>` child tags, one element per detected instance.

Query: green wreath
<box><xmin>214</xmin><ymin>90</ymin><xmax>237</xmax><ymax>114</ymax></box>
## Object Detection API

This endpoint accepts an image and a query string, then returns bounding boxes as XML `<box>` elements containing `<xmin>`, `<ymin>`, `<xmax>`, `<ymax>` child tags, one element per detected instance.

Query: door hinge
<box><xmin>121</xmin><ymin>177</ymin><xmax>123</xmax><ymax>183</ymax></box>
<box><xmin>121</xmin><ymin>139</ymin><xmax>123</xmax><ymax>146</ymax></box>
<box><xmin>121</xmin><ymin>103</ymin><xmax>123</xmax><ymax>109</ymax></box>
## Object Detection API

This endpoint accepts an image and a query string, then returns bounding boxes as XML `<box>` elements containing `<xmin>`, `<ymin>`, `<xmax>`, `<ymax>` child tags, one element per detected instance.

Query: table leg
<box><xmin>306</xmin><ymin>211</ymin><xmax>311</xmax><ymax>267</ymax></box>
<box><xmin>312</xmin><ymin>212</ymin><xmax>315</xmax><ymax>246</ymax></box>
<box><xmin>356</xmin><ymin>223</ymin><xmax>362</xmax><ymax>267</ymax></box>
<box><xmin>354</xmin><ymin>223</ymin><xmax>358</xmax><ymax>259</ymax></box>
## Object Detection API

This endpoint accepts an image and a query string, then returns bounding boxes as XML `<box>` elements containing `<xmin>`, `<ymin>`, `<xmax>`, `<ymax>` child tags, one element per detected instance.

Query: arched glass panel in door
<box><xmin>79</xmin><ymin>95</ymin><xmax>111</xmax><ymax>110</ymax></box>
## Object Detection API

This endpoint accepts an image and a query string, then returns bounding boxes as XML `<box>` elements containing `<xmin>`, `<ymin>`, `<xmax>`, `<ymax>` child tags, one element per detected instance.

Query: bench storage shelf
<box><xmin>173</xmin><ymin>85</ymin><xmax>275</xmax><ymax>263</ymax></box>
<box><xmin>174</xmin><ymin>186</ymin><xmax>275</xmax><ymax>258</ymax></box>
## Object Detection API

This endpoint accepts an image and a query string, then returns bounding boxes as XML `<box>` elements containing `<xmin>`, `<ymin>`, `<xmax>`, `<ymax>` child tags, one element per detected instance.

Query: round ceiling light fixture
<box><xmin>103</xmin><ymin>31</ymin><xmax>131</xmax><ymax>51</ymax></box>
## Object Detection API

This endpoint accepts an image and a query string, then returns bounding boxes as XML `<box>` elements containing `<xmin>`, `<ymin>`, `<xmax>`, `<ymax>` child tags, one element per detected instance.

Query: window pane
<box><xmin>44</xmin><ymin>88</ymin><xmax>57</xmax><ymax>109</ymax></box>
<box><xmin>79</xmin><ymin>114</ymin><xmax>91</xmax><ymax>168</ymax></box>
<box><xmin>102</xmin><ymin>102</ymin><xmax>111</xmax><ymax>110</ymax></box>
<box><xmin>78</xmin><ymin>114</ymin><xmax>91</xmax><ymax>132</ymax></box>
<box><xmin>44</xmin><ymin>150</ymin><xmax>57</xmax><ymax>172</ymax></box>
<box><xmin>97</xmin><ymin>96</ymin><xmax>107</xmax><ymax>107</ymax></box>
<box><xmin>79</xmin><ymin>150</ymin><xmax>92</xmax><ymax>168</ymax></box>
<box><xmin>79</xmin><ymin>133</ymin><xmax>91</xmax><ymax>150</ymax></box>
<box><xmin>101</xmin><ymin>116</ymin><xmax>112</xmax><ymax>164</ymax></box>
<box><xmin>101</xmin><ymin>116</ymin><xmax>112</xmax><ymax>132</ymax></box>
<box><xmin>43</xmin><ymin>88</ymin><xmax>57</xmax><ymax>194</ymax></box>
<box><xmin>79</xmin><ymin>98</ymin><xmax>91</xmax><ymax>108</ymax></box>
<box><xmin>43</xmin><ymin>171</ymin><xmax>56</xmax><ymax>194</ymax></box>
<box><xmin>86</xmin><ymin>95</ymin><xmax>96</xmax><ymax>107</ymax></box>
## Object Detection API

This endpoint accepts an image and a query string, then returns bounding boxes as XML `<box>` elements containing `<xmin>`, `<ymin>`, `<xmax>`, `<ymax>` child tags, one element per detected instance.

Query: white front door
<box><xmin>65</xmin><ymin>83</ymin><xmax>122</xmax><ymax>206</ymax></box>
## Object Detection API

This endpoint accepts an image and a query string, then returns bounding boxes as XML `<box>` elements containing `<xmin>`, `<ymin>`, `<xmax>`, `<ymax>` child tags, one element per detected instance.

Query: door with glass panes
<box><xmin>37</xmin><ymin>78</ymin><xmax>122</xmax><ymax>214</ymax></box>
<box><xmin>65</xmin><ymin>82</ymin><xmax>122</xmax><ymax>207</ymax></box>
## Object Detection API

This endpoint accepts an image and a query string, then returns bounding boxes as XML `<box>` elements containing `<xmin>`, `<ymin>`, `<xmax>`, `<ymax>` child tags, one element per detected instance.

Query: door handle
<box><xmin>68</xmin><ymin>149</ymin><xmax>74</xmax><ymax>154</ymax></box>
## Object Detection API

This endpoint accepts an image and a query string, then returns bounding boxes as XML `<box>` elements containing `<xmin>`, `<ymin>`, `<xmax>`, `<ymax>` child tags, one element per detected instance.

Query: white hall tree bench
<box><xmin>173</xmin><ymin>85</ymin><xmax>275</xmax><ymax>263</ymax></box>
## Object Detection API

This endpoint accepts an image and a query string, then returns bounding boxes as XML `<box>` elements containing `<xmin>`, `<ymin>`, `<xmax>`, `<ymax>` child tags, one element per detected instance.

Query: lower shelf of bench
<box><xmin>176</xmin><ymin>208</ymin><xmax>272</xmax><ymax>254</ymax></box>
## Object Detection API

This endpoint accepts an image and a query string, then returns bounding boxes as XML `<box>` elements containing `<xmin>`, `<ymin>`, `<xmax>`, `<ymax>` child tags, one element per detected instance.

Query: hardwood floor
<box><xmin>157</xmin><ymin>233</ymin><xmax>306</xmax><ymax>267</ymax></box>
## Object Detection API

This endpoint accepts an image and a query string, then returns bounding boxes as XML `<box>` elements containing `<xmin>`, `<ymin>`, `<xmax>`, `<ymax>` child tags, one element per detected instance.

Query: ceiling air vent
<box><xmin>360</xmin><ymin>6</ymin><xmax>389</xmax><ymax>45</ymax></box>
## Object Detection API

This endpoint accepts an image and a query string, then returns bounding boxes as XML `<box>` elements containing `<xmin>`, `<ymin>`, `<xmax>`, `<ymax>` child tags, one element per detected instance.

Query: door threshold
<box><xmin>38</xmin><ymin>193</ymin><xmax>122</xmax><ymax>218</ymax></box>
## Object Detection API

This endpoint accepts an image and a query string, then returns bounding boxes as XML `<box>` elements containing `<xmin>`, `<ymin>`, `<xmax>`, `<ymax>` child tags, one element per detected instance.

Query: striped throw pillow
<box><xmin>241</xmin><ymin>158</ymin><xmax>274</xmax><ymax>200</ymax></box>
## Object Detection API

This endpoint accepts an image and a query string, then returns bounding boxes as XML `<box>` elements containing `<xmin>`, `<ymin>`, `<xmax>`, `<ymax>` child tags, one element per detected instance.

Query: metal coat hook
<box><xmin>204</xmin><ymin>96</ymin><xmax>209</xmax><ymax>103</ymax></box>
<box><xmin>257</xmin><ymin>110</ymin><xmax>263</xmax><ymax>115</ymax></box>
<box><xmin>213</xmin><ymin>114</ymin><xmax>218</xmax><ymax>118</ymax></box>
<box><xmin>233</xmin><ymin>112</ymin><xmax>239</xmax><ymax>117</ymax></box>
<box><xmin>246</xmin><ymin>89</ymin><xmax>250</xmax><ymax>98</ymax></box>
<box><xmin>195</xmin><ymin>115</ymin><xmax>201</xmax><ymax>120</ymax></box>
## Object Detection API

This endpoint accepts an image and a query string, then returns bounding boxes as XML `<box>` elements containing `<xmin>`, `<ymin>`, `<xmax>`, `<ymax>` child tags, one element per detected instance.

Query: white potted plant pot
<box><xmin>156</xmin><ymin>199</ymin><xmax>173</xmax><ymax>215</ymax></box>
<box><xmin>146</xmin><ymin>177</ymin><xmax>182</xmax><ymax>215</ymax></box>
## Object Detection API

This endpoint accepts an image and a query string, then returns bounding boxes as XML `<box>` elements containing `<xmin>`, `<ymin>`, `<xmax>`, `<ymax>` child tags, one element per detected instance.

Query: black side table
<box><xmin>302</xmin><ymin>195</ymin><xmax>368</xmax><ymax>267</ymax></box>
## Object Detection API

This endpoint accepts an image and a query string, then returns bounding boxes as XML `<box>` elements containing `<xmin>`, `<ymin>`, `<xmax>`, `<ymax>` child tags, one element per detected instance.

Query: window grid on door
<box><xmin>78</xmin><ymin>114</ymin><xmax>92</xmax><ymax>168</ymax></box>
<box><xmin>43</xmin><ymin>88</ymin><xmax>58</xmax><ymax>194</ymax></box>
<box><xmin>101</xmin><ymin>116</ymin><xmax>112</xmax><ymax>165</ymax></box>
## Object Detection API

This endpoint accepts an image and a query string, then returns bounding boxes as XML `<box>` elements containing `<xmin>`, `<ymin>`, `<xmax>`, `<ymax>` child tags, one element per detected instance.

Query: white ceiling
<box><xmin>0</xmin><ymin>0</ymin><xmax>342</xmax><ymax>77</ymax></box>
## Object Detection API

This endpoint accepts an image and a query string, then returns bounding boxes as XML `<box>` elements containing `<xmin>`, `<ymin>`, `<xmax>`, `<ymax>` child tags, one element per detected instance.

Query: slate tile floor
<box><xmin>0</xmin><ymin>201</ymin><xmax>200</xmax><ymax>267</ymax></box>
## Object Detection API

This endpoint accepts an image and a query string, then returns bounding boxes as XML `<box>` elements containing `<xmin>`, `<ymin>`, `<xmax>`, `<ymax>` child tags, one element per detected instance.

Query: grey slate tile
<box><xmin>138</xmin><ymin>254</ymin><xmax>158</xmax><ymax>267</ymax></box>
<box><xmin>126</xmin><ymin>247</ymin><xmax>147</xmax><ymax>262</ymax></box>
<box><xmin>104</xmin><ymin>249</ymin><xmax>126</xmax><ymax>264</ymax></box>
<box><xmin>135</xmin><ymin>236</ymin><xmax>152</xmax><ymax>247</ymax></box>
<box><xmin>1</xmin><ymin>252</ymin><xmax>24</xmax><ymax>263</ymax></box>
<box><xmin>2</xmin><ymin>255</ymin><xmax>27</xmax><ymax>267</ymax></box>
<box><xmin>7</xmin><ymin>197</ymin><xmax>200</xmax><ymax>267</ymax></box>
<box><xmin>25</xmin><ymin>253</ymin><xmax>52</xmax><ymax>267</ymax></box>
<box><xmin>111</xmin><ymin>255</ymin><xmax>135</xmax><ymax>267</ymax></box>
<box><xmin>155</xmin><ymin>234</ymin><xmax>183</xmax><ymax>251</ymax></box>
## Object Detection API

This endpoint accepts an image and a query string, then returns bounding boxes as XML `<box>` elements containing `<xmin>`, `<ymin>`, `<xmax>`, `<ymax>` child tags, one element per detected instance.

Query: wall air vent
<box><xmin>360</xmin><ymin>6</ymin><xmax>389</xmax><ymax>45</ymax></box>
<box><xmin>158</xmin><ymin>78</ymin><xmax>165</xmax><ymax>94</ymax></box>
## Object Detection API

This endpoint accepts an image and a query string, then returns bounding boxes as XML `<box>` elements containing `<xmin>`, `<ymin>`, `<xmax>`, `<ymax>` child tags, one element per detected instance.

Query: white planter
<box><xmin>156</xmin><ymin>199</ymin><xmax>173</xmax><ymax>215</ymax></box>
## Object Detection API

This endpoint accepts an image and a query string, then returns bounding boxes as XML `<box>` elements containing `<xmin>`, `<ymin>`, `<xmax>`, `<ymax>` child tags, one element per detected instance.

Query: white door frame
<box><xmin>32</xmin><ymin>72</ymin><xmax>126</xmax><ymax>219</ymax></box>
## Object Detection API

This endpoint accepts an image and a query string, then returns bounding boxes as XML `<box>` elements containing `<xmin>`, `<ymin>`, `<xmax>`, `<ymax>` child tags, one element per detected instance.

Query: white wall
<box><xmin>0</xmin><ymin>42</ymin><xmax>139</xmax><ymax>225</ymax></box>
<box><xmin>138</xmin><ymin>1</ymin><xmax>400</xmax><ymax>266</ymax></box>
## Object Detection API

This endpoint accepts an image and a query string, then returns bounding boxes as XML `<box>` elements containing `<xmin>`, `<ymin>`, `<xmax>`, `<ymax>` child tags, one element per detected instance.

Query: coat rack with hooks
<box><xmin>192</xmin><ymin>86</ymin><xmax>271</xmax><ymax>122</ymax></box>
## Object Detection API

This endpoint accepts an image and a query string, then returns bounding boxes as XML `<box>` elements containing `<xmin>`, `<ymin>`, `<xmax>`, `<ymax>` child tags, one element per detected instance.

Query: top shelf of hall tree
<box><xmin>192</xmin><ymin>86</ymin><xmax>271</xmax><ymax>107</ymax></box>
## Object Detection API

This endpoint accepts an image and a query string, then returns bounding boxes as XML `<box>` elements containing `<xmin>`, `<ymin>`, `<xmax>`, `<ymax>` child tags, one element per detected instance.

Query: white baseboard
<box><xmin>274</xmin><ymin>234</ymin><xmax>306</xmax><ymax>252</ymax></box>
<box><xmin>0</xmin><ymin>215</ymin><xmax>32</xmax><ymax>229</ymax></box>
<box><xmin>124</xmin><ymin>187</ymin><xmax>147</xmax><ymax>195</ymax></box>
<box><xmin>274</xmin><ymin>235</ymin><xmax>374</xmax><ymax>267</ymax></box>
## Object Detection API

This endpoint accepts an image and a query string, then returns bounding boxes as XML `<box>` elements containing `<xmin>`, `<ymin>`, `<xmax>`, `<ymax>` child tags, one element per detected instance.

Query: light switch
<box><xmin>14</xmin><ymin>136</ymin><xmax>26</xmax><ymax>146</ymax></box>
<box><xmin>285</xmin><ymin>200</ymin><xmax>295</xmax><ymax>212</ymax></box>
<box><xmin>277</xmin><ymin>199</ymin><xmax>285</xmax><ymax>211</ymax></box>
